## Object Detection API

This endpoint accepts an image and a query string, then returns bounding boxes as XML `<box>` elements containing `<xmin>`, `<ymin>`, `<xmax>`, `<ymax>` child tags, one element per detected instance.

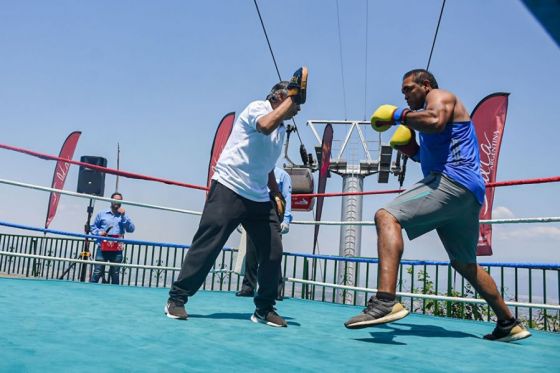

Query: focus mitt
<box><xmin>370</xmin><ymin>105</ymin><xmax>410</xmax><ymax>132</ymax></box>
<box><xmin>288</xmin><ymin>67</ymin><xmax>308</xmax><ymax>105</ymax></box>
<box><xmin>270</xmin><ymin>191</ymin><xmax>286</xmax><ymax>222</ymax></box>
<box><xmin>390</xmin><ymin>125</ymin><xmax>419</xmax><ymax>158</ymax></box>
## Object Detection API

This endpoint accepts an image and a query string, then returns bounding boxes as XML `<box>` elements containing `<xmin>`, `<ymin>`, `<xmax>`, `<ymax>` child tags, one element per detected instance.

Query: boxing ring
<box><xmin>1</xmin><ymin>277</ymin><xmax>559</xmax><ymax>372</ymax></box>
<box><xmin>1</xmin><ymin>142</ymin><xmax>560</xmax><ymax>371</ymax></box>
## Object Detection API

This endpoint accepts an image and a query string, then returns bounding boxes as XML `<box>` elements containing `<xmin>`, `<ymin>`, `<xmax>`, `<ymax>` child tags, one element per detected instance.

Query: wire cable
<box><xmin>253</xmin><ymin>0</ymin><xmax>281</xmax><ymax>81</ymax></box>
<box><xmin>336</xmin><ymin>0</ymin><xmax>348</xmax><ymax>120</ymax></box>
<box><xmin>426</xmin><ymin>0</ymin><xmax>446</xmax><ymax>70</ymax></box>
<box><xmin>363</xmin><ymin>0</ymin><xmax>369</xmax><ymax>120</ymax></box>
<box><xmin>252</xmin><ymin>0</ymin><xmax>304</xmax><ymax>144</ymax></box>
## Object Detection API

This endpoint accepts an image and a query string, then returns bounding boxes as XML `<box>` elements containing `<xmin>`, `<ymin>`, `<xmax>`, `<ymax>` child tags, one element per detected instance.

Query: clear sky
<box><xmin>0</xmin><ymin>0</ymin><xmax>558</xmax><ymax>263</ymax></box>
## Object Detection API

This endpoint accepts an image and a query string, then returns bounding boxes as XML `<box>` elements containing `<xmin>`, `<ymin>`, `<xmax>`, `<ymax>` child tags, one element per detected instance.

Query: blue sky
<box><xmin>0</xmin><ymin>0</ymin><xmax>558</xmax><ymax>263</ymax></box>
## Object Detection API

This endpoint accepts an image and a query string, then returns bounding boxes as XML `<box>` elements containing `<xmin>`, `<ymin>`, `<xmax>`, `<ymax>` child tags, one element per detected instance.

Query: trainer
<box><xmin>344</xmin><ymin>69</ymin><xmax>530</xmax><ymax>342</ymax></box>
<box><xmin>236</xmin><ymin>166</ymin><xmax>293</xmax><ymax>299</ymax></box>
<box><xmin>165</xmin><ymin>67</ymin><xmax>307</xmax><ymax>328</ymax></box>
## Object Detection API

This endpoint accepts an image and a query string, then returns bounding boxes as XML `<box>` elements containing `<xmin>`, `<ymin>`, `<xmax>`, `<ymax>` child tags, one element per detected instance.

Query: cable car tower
<box><xmin>306</xmin><ymin>119</ymin><xmax>404</xmax><ymax>304</ymax></box>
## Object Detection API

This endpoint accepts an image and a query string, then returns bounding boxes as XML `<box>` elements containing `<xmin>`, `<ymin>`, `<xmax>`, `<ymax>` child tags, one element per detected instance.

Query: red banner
<box><xmin>313</xmin><ymin>124</ymin><xmax>333</xmax><ymax>255</ymax></box>
<box><xmin>206</xmin><ymin>112</ymin><xmax>235</xmax><ymax>190</ymax></box>
<box><xmin>471</xmin><ymin>93</ymin><xmax>509</xmax><ymax>256</ymax></box>
<box><xmin>44</xmin><ymin>131</ymin><xmax>82</xmax><ymax>228</ymax></box>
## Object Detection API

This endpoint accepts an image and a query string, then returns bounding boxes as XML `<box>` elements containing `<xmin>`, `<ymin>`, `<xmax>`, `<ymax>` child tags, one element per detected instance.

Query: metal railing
<box><xmin>1</xmin><ymin>233</ymin><xmax>558</xmax><ymax>331</ymax></box>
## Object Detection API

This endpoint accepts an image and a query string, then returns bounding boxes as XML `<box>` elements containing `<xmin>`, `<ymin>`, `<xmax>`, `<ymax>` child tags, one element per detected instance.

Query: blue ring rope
<box><xmin>0</xmin><ymin>220</ymin><xmax>192</xmax><ymax>249</ymax></box>
<box><xmin>0</xmin><ymin>220</ymin><xmax>557</xmax><ymax>269</ymax></box>
<box><xmin>285</xmin><ymin>250</ymin><xmax>560</xmax><ymax>269</ymax></box>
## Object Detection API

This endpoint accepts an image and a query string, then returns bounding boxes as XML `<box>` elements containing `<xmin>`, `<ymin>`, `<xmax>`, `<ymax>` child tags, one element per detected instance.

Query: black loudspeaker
<box><xmin>77</xmin><ymin>156</ymin><xmax>107</xmax><ymax>196</ymax></box>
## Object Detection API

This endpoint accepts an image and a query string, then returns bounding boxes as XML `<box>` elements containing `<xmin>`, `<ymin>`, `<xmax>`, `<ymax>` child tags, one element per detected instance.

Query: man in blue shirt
<box><xmin>236</xmin><ymin>166</ymin><xmax>293</xmax><ymax>299</ymax></box>
<box><xmin>344</xmin><ymin>69</ymin><xmax>530</xmax><ymax>342</ymax></box>
<box><xmin>89</xmin><ymin>192</ymin><xmax>135</xmax><ymax>284</ymax></box>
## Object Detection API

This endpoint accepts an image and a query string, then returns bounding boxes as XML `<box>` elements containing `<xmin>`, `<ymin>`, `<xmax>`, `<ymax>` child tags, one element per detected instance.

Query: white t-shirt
<box><xmin>212</xmin><ymin>100</ymin><xmax>286</xmax><ymax>202</ymax></box>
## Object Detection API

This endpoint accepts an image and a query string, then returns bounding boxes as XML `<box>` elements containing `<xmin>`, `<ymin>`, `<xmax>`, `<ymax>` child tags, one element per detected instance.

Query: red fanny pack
<box><xmin>101</xmin><ymin>235</ymin><xmax>123</xmax><ymax>252</ymax></box>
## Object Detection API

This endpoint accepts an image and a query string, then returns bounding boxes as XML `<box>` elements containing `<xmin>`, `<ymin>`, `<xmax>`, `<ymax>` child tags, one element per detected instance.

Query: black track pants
<box><xmin>169</xmin><ymin>181</ymin><xmax>283</xmax><ymax>311</ymax></box>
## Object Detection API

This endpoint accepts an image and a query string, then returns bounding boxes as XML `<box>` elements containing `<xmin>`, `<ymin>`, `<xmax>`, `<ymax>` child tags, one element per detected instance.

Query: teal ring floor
<box><xmin>1</xmin><ymin>278</ymin><xmax>558</xmax><ymax>372</ymax></box>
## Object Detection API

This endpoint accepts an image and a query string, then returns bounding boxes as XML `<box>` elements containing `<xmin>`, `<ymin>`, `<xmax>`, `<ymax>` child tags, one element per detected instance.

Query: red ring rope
<box><xmin>2</xmin><ymin>142</ymin><xmax>559</xmax><ymax>198</ymax></box>
<box><xmin>0</xmin><ymin>143</ymin><xmax>209</xmax><ymax>191</ymax></box>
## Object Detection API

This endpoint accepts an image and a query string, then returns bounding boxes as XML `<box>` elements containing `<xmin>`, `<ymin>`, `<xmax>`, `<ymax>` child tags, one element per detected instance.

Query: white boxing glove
<box><xmin>280</xmin><ymin>222</ymin><xmax>290</xmax><ymax>234</ymax></box>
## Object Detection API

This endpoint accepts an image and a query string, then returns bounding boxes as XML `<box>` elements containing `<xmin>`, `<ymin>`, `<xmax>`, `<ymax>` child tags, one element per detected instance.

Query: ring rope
<box><xmin>287</xmin><ymin>278</ymin><xmax>560</xmax><ymax>311</ymax></box>
<box><xmin>0</xmin><ymin>178</ymin><xmax>202</xmax><ymax>216</ymax></box>
<box><xmin>0</xmin><ymin>143</ymin><xmax>209</xmax><ymax>191</ymax></box>
<box><xmin>0</xmin><ymin>251</ymin><xmax>233</xmax><ymax>274</ymax></box>
<box><xmin>1</xmin><ymin>251</ymin><xmax>557</xmax><ymax>311</ymax></box>
<box><xmin>0</xmin><ymin>221</ymin><xmax>558</xmax><ymax>269</ymax></box>
<box><xmin>292</xmin><ymin>175</ymin><xmax>560</xmax><ymax>198</ymax></box>
<box><xmin>292</xmin><ymin>217</ymin><xmax>560</xmax><ymax>226</ymax></box>
<box><xmin>0</xmin><ymin>220</ymin><xmax>192</xmax><ymax>249</ymax></box>
<box><xmin>284</xmin><ymin>252</ymin><xmax>559</xmax><ymax>269</ymax></box>
<box><xmin>1</xmin><ymin>178</ymin><xmax>558</xmax><ymax>227</ymax></box>
<box><xmin>1</xmin><ymin>142</ymin><xmax>559</xmax><ymax>198</ymax></box>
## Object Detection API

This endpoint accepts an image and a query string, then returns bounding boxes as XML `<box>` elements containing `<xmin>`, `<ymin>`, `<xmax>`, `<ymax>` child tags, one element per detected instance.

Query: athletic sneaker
<box><xmin>344</xmin><ymin>297</ymin><xmax>409</xmax><ymax>329</ymax></box>
<box><xmin>251</xmin><ymin>309</ymin><xmax>287</xmax><ymax>327</ymax></box>
<box><xmin>484</xmin><ymin>319</ymin><xmax>531</xmax><ymax>342</ymax></box>
<box><xmin>164</xmin><ymin>299</ymin><xmax>188</xmax><ymax>320</ymax></box>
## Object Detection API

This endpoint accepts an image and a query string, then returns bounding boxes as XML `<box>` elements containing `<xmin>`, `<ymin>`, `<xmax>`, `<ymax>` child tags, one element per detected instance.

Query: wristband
<box><xmin>393</xmin><ymin>107</ymin><xmax>411</xmax><ymax>124</ymax></box>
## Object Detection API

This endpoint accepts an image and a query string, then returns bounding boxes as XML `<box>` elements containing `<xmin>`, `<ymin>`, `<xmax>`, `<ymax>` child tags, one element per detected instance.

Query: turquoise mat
<box><xmin>0</xmin><ymin>278</ymin><xmax>557</xmax><ymax>372</ymax></box>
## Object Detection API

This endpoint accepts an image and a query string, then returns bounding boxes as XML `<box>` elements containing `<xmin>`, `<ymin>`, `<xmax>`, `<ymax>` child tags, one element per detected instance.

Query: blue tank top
<box><xmin>419</xmin><ymin>121</ymin><xmax>485</xmax><ymax>205</ymax></box>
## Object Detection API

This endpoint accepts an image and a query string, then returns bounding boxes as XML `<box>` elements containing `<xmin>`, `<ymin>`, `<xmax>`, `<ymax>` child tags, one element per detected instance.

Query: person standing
<box><xmin>344</xmin><ymin>69</ymin><xmax>530</xmax><ymax>342</ymax></box>
<box><xmin>90</xmin><ymin>192</ymin><xmax>135</xmax><ymax>285</ymax></box>
<box><xmin>165</xmin><ymin>68</ymin><xmax>307</xmax><ymax>328</ymax></box>
<box><xmin>236</xmin><ymin>166</ymin><xmax>293</xmax><ymax>299</ymax></box>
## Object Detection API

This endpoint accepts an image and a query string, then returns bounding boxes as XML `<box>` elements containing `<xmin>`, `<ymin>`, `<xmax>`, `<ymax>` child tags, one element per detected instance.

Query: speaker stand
<box><xmin>59</xmin><ymin>199</ymin><xmax>95</xmax><ymax>281</ymax></box>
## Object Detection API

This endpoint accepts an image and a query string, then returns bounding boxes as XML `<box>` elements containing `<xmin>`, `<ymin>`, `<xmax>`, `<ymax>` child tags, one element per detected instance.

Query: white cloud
<box><xmin>494</xmin><ymin>226</ymin><xmax>560</xmax><ymax>240</ymax></box>
<box><xmin>492</xmin><ymin>206</ymin><xmax>515</xmax><ymax>219</ymax></box>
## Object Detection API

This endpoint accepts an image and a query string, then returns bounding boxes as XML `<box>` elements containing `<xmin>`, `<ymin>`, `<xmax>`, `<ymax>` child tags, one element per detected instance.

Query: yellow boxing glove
<box><xmin>370</xmin><ymin>105</ymin><xmax>410</xmax><ymax>132</ymax></box>
<box><xmin>390</xmin><ymin>125</ymin><xmax>419</xmax><ymax>158</ymax></box>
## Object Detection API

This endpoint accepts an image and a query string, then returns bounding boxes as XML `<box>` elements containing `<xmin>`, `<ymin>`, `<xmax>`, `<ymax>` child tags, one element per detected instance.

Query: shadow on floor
<box><xmin>354</xmin><ymin>322</ymin><xmax>480</xmax><ymax>345</ymax></box>
<box><xmin>189</xmin><ymin>312</ymin><xmax>300</xmax><ymax>326</ymax></box>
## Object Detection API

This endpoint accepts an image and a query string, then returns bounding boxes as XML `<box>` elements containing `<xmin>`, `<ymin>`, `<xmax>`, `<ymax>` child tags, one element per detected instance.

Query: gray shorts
<box><xmin>384</xmin><ymin>173</ymin><xmax>482</xmax><ymax>264</ymax></box>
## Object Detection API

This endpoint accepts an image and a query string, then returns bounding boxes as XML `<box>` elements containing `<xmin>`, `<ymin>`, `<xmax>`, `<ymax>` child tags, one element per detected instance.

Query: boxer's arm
<box><xmin>268</xmin><ymin>170</ymin><xmax>280</xmax><ymax>194</ymax></box>
<box><xmin>405</xmin><ymin>90</ymin><xmax>455</xmax><ymax>134</ymax></box>
<box><xmin>257</xmin><ymin>98</ymin><xmax>298</xmax><ymax>135</ymax></box>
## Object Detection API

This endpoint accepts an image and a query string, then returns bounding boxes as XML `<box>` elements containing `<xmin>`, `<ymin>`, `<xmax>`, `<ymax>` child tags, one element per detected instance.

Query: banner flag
<box><xmin>471</xmin><ymin>93</ymin><xmax>509</xmax><ymax>256</ymax></box>
<box><xmin>312</xmin><ymin>124</ymin><xmax>333</xmax><ymax>255</ymax></box>
<box><xmin>44</xmin><ymin>131</ymin><xmax>82</xmax><ymax>228</ymax></box>
<box><xmin>206</xmin><ymin>112</ymin><xmax>235</xmax><ymax>190</ymax></box>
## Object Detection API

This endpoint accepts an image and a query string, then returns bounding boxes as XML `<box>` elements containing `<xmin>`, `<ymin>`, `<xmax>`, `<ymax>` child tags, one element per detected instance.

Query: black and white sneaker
<box><xmin>164</xmin><ymin>299</ymin><xmax>188</xmax><ymax>320</ymax></box>
<box><xmin>484</xmin><ymin>319</ymin><xmax>531</xmax><ymax>342</ymax></box>
<box><xmin>344</xmin><ymin>296</ymin><xmax>409</xmax><ymax>329</ymax></box>
<box><xmin>251</xmin><ymin>309</ymin><xmax>287</xmax><ymax>328</ymax></box>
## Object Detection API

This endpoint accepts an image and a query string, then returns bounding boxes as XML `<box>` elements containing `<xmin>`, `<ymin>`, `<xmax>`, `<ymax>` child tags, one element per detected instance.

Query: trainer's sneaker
<box><xmin>235</xmin><ymin>287</ymin><xmax>255</xmax><ymax>297</ymax></box>
<box><xmin>251</xmin><ymin>309</ymin><xmax>287</xmax><ymax>328</ymax></box>
<box><xmin>484</xmin><ymin>319</ymin><xmax>531</xmax><ymax>342</ymax></box>
<box><xmin>164</xmin><ymin>299</ymin><xmax>188</xmax><ymax>320</ymax></box>
<box><xmin>344</xmin><ymin>297</ymin><xmax>409</xmax><ymax>329</ymax></box>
